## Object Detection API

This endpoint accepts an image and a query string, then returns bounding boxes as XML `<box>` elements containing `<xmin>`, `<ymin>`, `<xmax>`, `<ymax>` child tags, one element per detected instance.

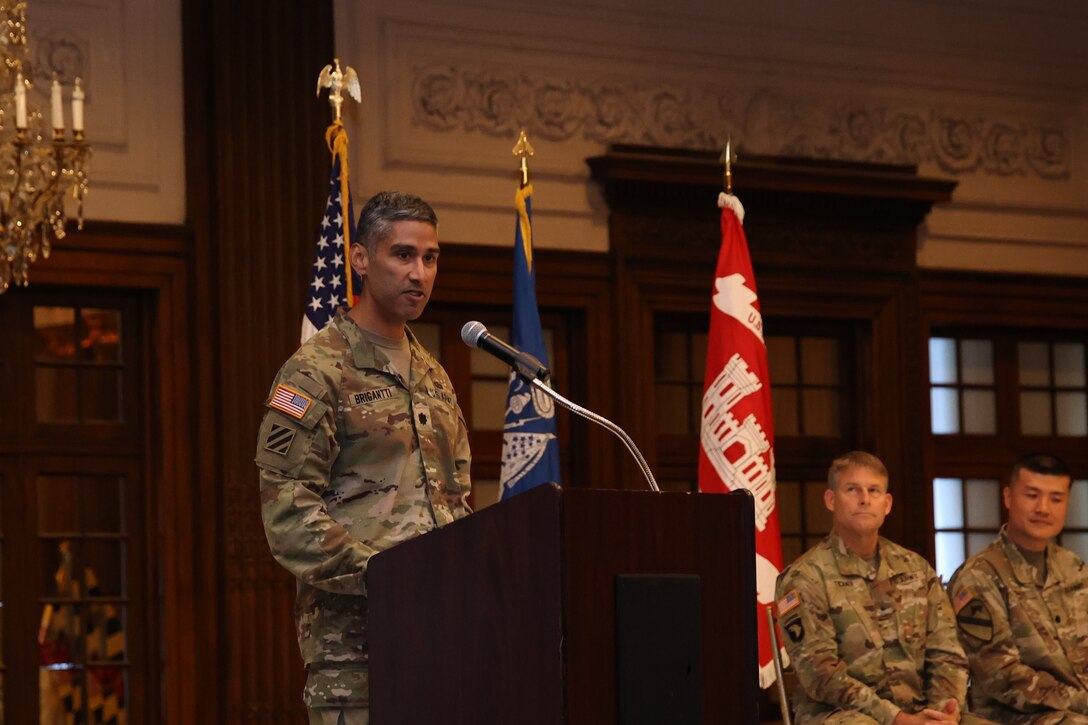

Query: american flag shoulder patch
<box><xmin>777</xmin><ymin>589</ymin><xmax>800</xmax><ymax>615</ymax></box>
<box><xmin>269</xmin><ymin>384</ymin><xmax>314</xmax><ymax>420</ymax></box>
<box><xmin>952</xmin><ymin>587</ymin><xmax>974</xmax><ymax>614</ymax></box>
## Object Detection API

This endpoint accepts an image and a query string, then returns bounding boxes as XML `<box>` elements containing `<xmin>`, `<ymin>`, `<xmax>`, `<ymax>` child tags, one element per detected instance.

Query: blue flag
<box><xmin>500</xmin><ymin>183</ymin><xmax>561</xmax><ymax>498</ymax></box>
<box><xmin>302</xmin><ymin>122</ymin><xmax>360</xmax><ymax>344</ymax></box>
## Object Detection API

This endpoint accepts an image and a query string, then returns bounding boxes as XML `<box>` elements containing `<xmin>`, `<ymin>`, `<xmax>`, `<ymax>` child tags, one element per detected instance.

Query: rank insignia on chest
<box><xmin>269</xmin><ymin>384</ymin><xmax>313</xmax><ymax>420</ymax></box>
<box><xmin>415</xmin><ymin>403</ymin><xmax>432</xmax><ymax>430</ymax></box>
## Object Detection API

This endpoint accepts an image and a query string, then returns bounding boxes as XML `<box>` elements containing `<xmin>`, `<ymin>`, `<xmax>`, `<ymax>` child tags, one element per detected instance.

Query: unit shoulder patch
<box><xmin>263</xmin><ymin>423</ymin><xmax>296</xmax><ymax>456</ymax></box>
<box><xmin>956</xmin><ymin>596</ymin><xmax>993</xmax><ymax>643</ymax></box>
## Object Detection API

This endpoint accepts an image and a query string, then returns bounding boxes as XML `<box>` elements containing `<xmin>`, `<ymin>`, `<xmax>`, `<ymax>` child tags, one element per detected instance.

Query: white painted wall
<box><xmin>335</xmin><ymin>0</ymin><xmax>1088</xmax><ymax>275</ymax></box>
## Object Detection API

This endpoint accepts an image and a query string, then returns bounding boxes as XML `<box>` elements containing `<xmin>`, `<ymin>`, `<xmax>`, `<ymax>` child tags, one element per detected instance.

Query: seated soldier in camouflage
<box><xmin>776</xmin><ymin>451</ymin><xmax>993</xmax><ymax>725</ymax></box>
<box><xmin>948</xmin><ymin>453</ymin><xmax>1088</xmax><ymax>725</ymax></box>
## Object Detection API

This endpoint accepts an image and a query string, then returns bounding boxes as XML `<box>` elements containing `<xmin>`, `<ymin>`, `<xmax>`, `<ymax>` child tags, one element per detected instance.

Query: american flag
<box><xmin>270</xmin><ymin>385</ymin><xmax>313</xmax><ymax>420</ymax></box>
<box><xmin>302</xmin><ymin>139</ymin><xmax>358</xmax><ymax>344</ymax></box>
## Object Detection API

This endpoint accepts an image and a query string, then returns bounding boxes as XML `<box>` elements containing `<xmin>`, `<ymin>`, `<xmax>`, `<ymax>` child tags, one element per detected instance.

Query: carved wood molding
<box><xmin>412</xmin><ymin>65</ymin><xmax>1069</xmax><ymax>181</ymax></box>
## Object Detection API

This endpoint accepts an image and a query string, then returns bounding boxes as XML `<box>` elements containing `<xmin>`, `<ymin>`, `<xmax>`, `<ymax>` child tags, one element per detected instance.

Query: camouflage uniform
<box><xmin>255</xmin><ymin>311</ymin><xmax>472</xmax><ymax>711</ymax></box>
<box><xmin>948</xmin><ymin>526</ymin><xmax>1088</xmax><ymax>725</ymax></box>
<box><xmin>775</xmin><ymin>530</ymin><xmax>971</xmax><ymax>725</ymax></box>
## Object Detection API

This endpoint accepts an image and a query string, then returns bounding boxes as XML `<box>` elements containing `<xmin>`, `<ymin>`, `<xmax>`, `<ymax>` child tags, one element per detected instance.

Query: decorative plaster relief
<box><xmin>28</xmin><ymin>0</ymin><xmax>185</xmax><ymax>223</ymax></box>
<box><xmin>413</xmin><ymin>65</ymin><xmax>1069</xmax><ymax>181</ymax></box>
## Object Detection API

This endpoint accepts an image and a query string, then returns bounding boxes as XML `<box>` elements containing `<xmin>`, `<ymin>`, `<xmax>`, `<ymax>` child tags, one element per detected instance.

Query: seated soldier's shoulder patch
<box><xmin>955</xmin><ymin>590</ymin><xmax>993</xmax><ymax>643</ymax></box>
<box><xmin>777</xmin><ymin>589</ymin><xmax>801</xmax><ymax>616</ymax></box>
<box><xmin>952</xmin><ymin>587</ymin><xmax>973</xmax><ymax>614</ymax></box>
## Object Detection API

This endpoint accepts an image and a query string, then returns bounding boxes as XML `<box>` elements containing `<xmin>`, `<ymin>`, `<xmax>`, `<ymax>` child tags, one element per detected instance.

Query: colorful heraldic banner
<box><xmin>500</xmin><ymin>184</ymin><xmax>561</xmax><ymax>498</ymax></box>
<box><xmin>698</xmin><ymin>192</ymin><xmax>786</xmax><ymax>688</ymax></box>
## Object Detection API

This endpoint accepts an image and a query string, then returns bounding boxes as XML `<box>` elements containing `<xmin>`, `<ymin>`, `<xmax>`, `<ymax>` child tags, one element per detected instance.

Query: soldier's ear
<box><xmin>823</xmin><ymin>487</ymin><xmax>835</xmax><ymax>512</ymax></box>
<box><xmin>350</xmin><ymin>242</ymin><xmax>368</xmax><ymax>278</ymax></box>
<box><xmin>883</xmin><ymin>492</ymin><xmax>893</xmax><ymax>515</ymax></box>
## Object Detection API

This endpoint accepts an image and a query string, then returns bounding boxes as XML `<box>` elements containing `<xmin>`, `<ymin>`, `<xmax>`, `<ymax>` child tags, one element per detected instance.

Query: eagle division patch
<box><xmin>956</xmin><ymin>594</ymin><xmax>993</xmax><ymax>643</ymax></box>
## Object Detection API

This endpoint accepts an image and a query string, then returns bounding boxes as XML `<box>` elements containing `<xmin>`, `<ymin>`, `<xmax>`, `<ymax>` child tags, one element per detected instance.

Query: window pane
<box><xmin>776</xmin><ymin>481</ymin><xmax>801</xmax><ymax>534</ymax></box>
<box><xmin>781</xmin><ymin>538</ymin><xmax>804</xmax><ymax>566</ymax></box>
<box><xmin>81</xmin><ymin>368</ymin><xmax>122</xmax><ymax>421</ymax></box>
<box><xmin>931</xmin><ymin>387</ymin><xmax>959</xmax><ymax>434</ymax></box>
<box><xmin>961</xmin><ymin>340</ymin><xmax>994</xmax><ymax>385</ymax></box>
<box><xmin>689</xmin><ymin>333</ymin><xmax>708</xmax><ymax>379</ymax></box>
<box><xmin>36</xmin><ymin>367</ymin><xmax>79</xmax><ymax>421</ymax></box>
<box><xmin>655</xmin><ymin>383</ymin><xmax>689</xmax><ymax>434</ymax></box>
<box><xmin>1020</xmin><ymin>391</ymin><xmax>1053</xmax><ymax>435</ymax></box>
<box><xmin>1062</xmin><ymin>532</ymin><xmax>1088</xmax><ymax>562</ymax></box>
<box><xmin>1055</xmin><ymin>392</ymin><xmax>1087</xmax><ymax>436</ymax></box>
<box><xmin>929</xmin><ymin>338</ymin><xmax>958</xmax><ymax>384</ymax></box>
<box><xmin>965</xmin><ymin>479</ymin><xmax>1001</xmax><ymax>528</ymax></box>
<box><xmin>1067</xmin><ymin>480</ymin><xmax>1088</xmax><ymax>528</ymax></box>
<box><xmin>471</xmin><ymin>380</ymin><xmax>508</xmax><ymax>430</ymax></box>
<box><xmin>772</xmin><ymin>388</ymin><xmax>799</xmax><ymax>436</ymax></box>
<box><xmin>804</xmin><ymin>483</ymin><xmax>832</xmax><ymax>533</ymax></box>
<box><xmin>968</xmin><ymin>532</ymin><xmax>994</xmax><ymax>556</ymax></box>
<box><xmin>962</xmin><ymin>389</ymin><xmax>996</xmax><ymax>434</ymax></box>
<box><xmin>933</xmin><ymin>478</ymin><xmax>964</xmax><ymax>529</ymax></box>
<box><xmin>1018</xmin><ymin>342</ymin><xmax>1050</xmax><ymax>386</ymax></box>
<box><xmin>34</xmin><ymin>306</ymin><xmax>76</xmax><ymax>360</ymax></box>
<box><xmin>469</xmin><ymin>324</ymin><xmax>510</xmax><ymax>375</ymax></box>
<box><xmin>1053</xmin><ymin>343</ymin><xmax>1086</xmax><ymax>387</ymax></box>
<box><xmin>80</xmin><ymin>308</ymin><xmax>123</xmax><ymax>363</ymax></box>
<box><xmin>39</xmin><ymin>477</ymin><xmax>81</xmax><ymax>533</ymax></box>
<box><xmin>934</xmin><ymin>532</ymin><xmax>964</xmax><ymax>582</ymax></box>
<box><xmin>689</xmin><ymin>387</ymin><xmax>703</xmax><ymax>434</ymax></box>
<box><xmin>801</xmin><ymin>338</ymin><xmax>839</xmax><ymax>385</ymax></box>
<box><xmin>656</xmin><ymin>332</ymin><xmax>688</xmax><ymax>379</ymax></box>
<box><xmin>84</xmin><ymin>478</ymin><xmax>124</xmax><ymax>534</ymax></box>
<box><xmin>42</xmin><ymin>540</ymin><xmax>81</xmax><ymax>597</ymax></box>
<box><xmin>766</xmin><ymin>337</ymin><xmax>796</xmax><ymax>384</ymax></box>
<box><xmin>802</xmin><ymin>389</ymin><xmax>840</xmax><ymax>436</ymax></box>
<box><xmin>85</xmin><ymin>540</ymin><xmax>125</xmax><ymax>597</ymax></box>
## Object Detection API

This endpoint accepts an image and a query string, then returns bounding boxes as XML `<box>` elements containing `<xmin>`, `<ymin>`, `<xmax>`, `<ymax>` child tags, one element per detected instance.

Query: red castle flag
<box><xmin>698</xmin><ymin>191</ymin><xmax>786</xmax><ymax>688</ymax></box>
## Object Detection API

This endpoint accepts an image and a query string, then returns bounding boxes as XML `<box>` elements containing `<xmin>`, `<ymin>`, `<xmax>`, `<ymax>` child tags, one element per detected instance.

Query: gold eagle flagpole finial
<box><xmin>512</xmin><ymin>129</ymin><xmax>535</xmax><ymax>188</ymax></box>
<box><xmin>316</xmin><ymin>58</ymin><xmax>361</xmax><ymax>122</ymax></box>
<box><xmin>720</xmin><ymin>136</ymin><xmax>735</xmax><ymax>194</ymax></box>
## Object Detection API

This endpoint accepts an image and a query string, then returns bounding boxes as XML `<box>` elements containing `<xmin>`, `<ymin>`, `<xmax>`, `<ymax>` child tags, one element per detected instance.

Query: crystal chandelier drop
<box><xmin>0</xmin><ymin>0</ymin><xmax>91</xmax><ymax>293</ymax></box>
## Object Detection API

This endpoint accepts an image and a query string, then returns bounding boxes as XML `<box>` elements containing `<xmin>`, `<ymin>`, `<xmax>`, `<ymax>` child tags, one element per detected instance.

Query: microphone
<box><xmin>461</xmin><ymin>321</ymin><xmax>550</xmax><ymax>382</ymax></box>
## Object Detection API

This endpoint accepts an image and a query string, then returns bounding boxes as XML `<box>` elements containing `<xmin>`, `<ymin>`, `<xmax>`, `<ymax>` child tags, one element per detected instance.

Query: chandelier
<box><xmin>0</xmin><ymin>0</ymin><xmax>91</xmax><ymax>293</ymax></box>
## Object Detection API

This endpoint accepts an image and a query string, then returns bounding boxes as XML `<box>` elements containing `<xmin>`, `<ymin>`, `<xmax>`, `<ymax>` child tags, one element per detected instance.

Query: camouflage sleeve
<box><xmin>775</xmin><ymin>568</ymin><xmax>902</xmax><ymax>725</ymax></box>
<box><xmin>255</xmin><ymin>369</ymin><xmax>376</xmax><ymax>596</ymax></box>
<box><xmin>922</xmin><ymin>567</ymin><xmax>969</xmax><ymax>711</ymax></box>
<box><xmin>950</xmin><ymin>565</ymin><xmax>1088</xmax><ymax>715</ymax></box>
<box><xmin>452</xmin><ymin>403</ymin><xmax>472</xmax><ymax>518</ymax></box>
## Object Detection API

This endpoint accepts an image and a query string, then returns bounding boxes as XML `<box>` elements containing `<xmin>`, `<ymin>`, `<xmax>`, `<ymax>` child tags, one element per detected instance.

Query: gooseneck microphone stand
<box><xmin>528</xmin><ymin>377</ymin><xmax>660</xmax><ymax>493</ymax></box>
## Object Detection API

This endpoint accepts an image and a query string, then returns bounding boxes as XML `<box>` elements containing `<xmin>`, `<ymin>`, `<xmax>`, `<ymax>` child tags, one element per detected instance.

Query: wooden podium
<box><xmin>368</xmin><ymin>484</ymin><xmax>758</xmax><ymax>724</ymax></box>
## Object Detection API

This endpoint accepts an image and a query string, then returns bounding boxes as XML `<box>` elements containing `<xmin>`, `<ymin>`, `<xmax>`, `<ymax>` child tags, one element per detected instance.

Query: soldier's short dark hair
<box><xmin>355</xmin><ymin>191</ymin><xmax>437</xmax><ymax>254</ymax></box>
<box><xmin>828</xmin><ymin>451</ymin><xmax>888</xmax><ymax>489</ymax></box>
<box><xmin>1010</xmin><ymin>452</ymin><xmax>1071</xmax><ymax>486</ymax></box>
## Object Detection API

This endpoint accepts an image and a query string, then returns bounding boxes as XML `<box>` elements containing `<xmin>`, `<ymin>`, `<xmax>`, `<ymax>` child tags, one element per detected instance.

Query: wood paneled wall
<box><xmin>183</xmin><ymin>0</ymin><xmax>335</xmax><ymax>721</ymax></box>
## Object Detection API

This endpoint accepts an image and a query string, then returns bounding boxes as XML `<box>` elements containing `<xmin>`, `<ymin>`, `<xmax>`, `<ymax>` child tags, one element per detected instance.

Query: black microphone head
<box><xmin>461</xmin><ymin>320</ymin><xmax>488</xmax><ymax>348</ymax></box>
